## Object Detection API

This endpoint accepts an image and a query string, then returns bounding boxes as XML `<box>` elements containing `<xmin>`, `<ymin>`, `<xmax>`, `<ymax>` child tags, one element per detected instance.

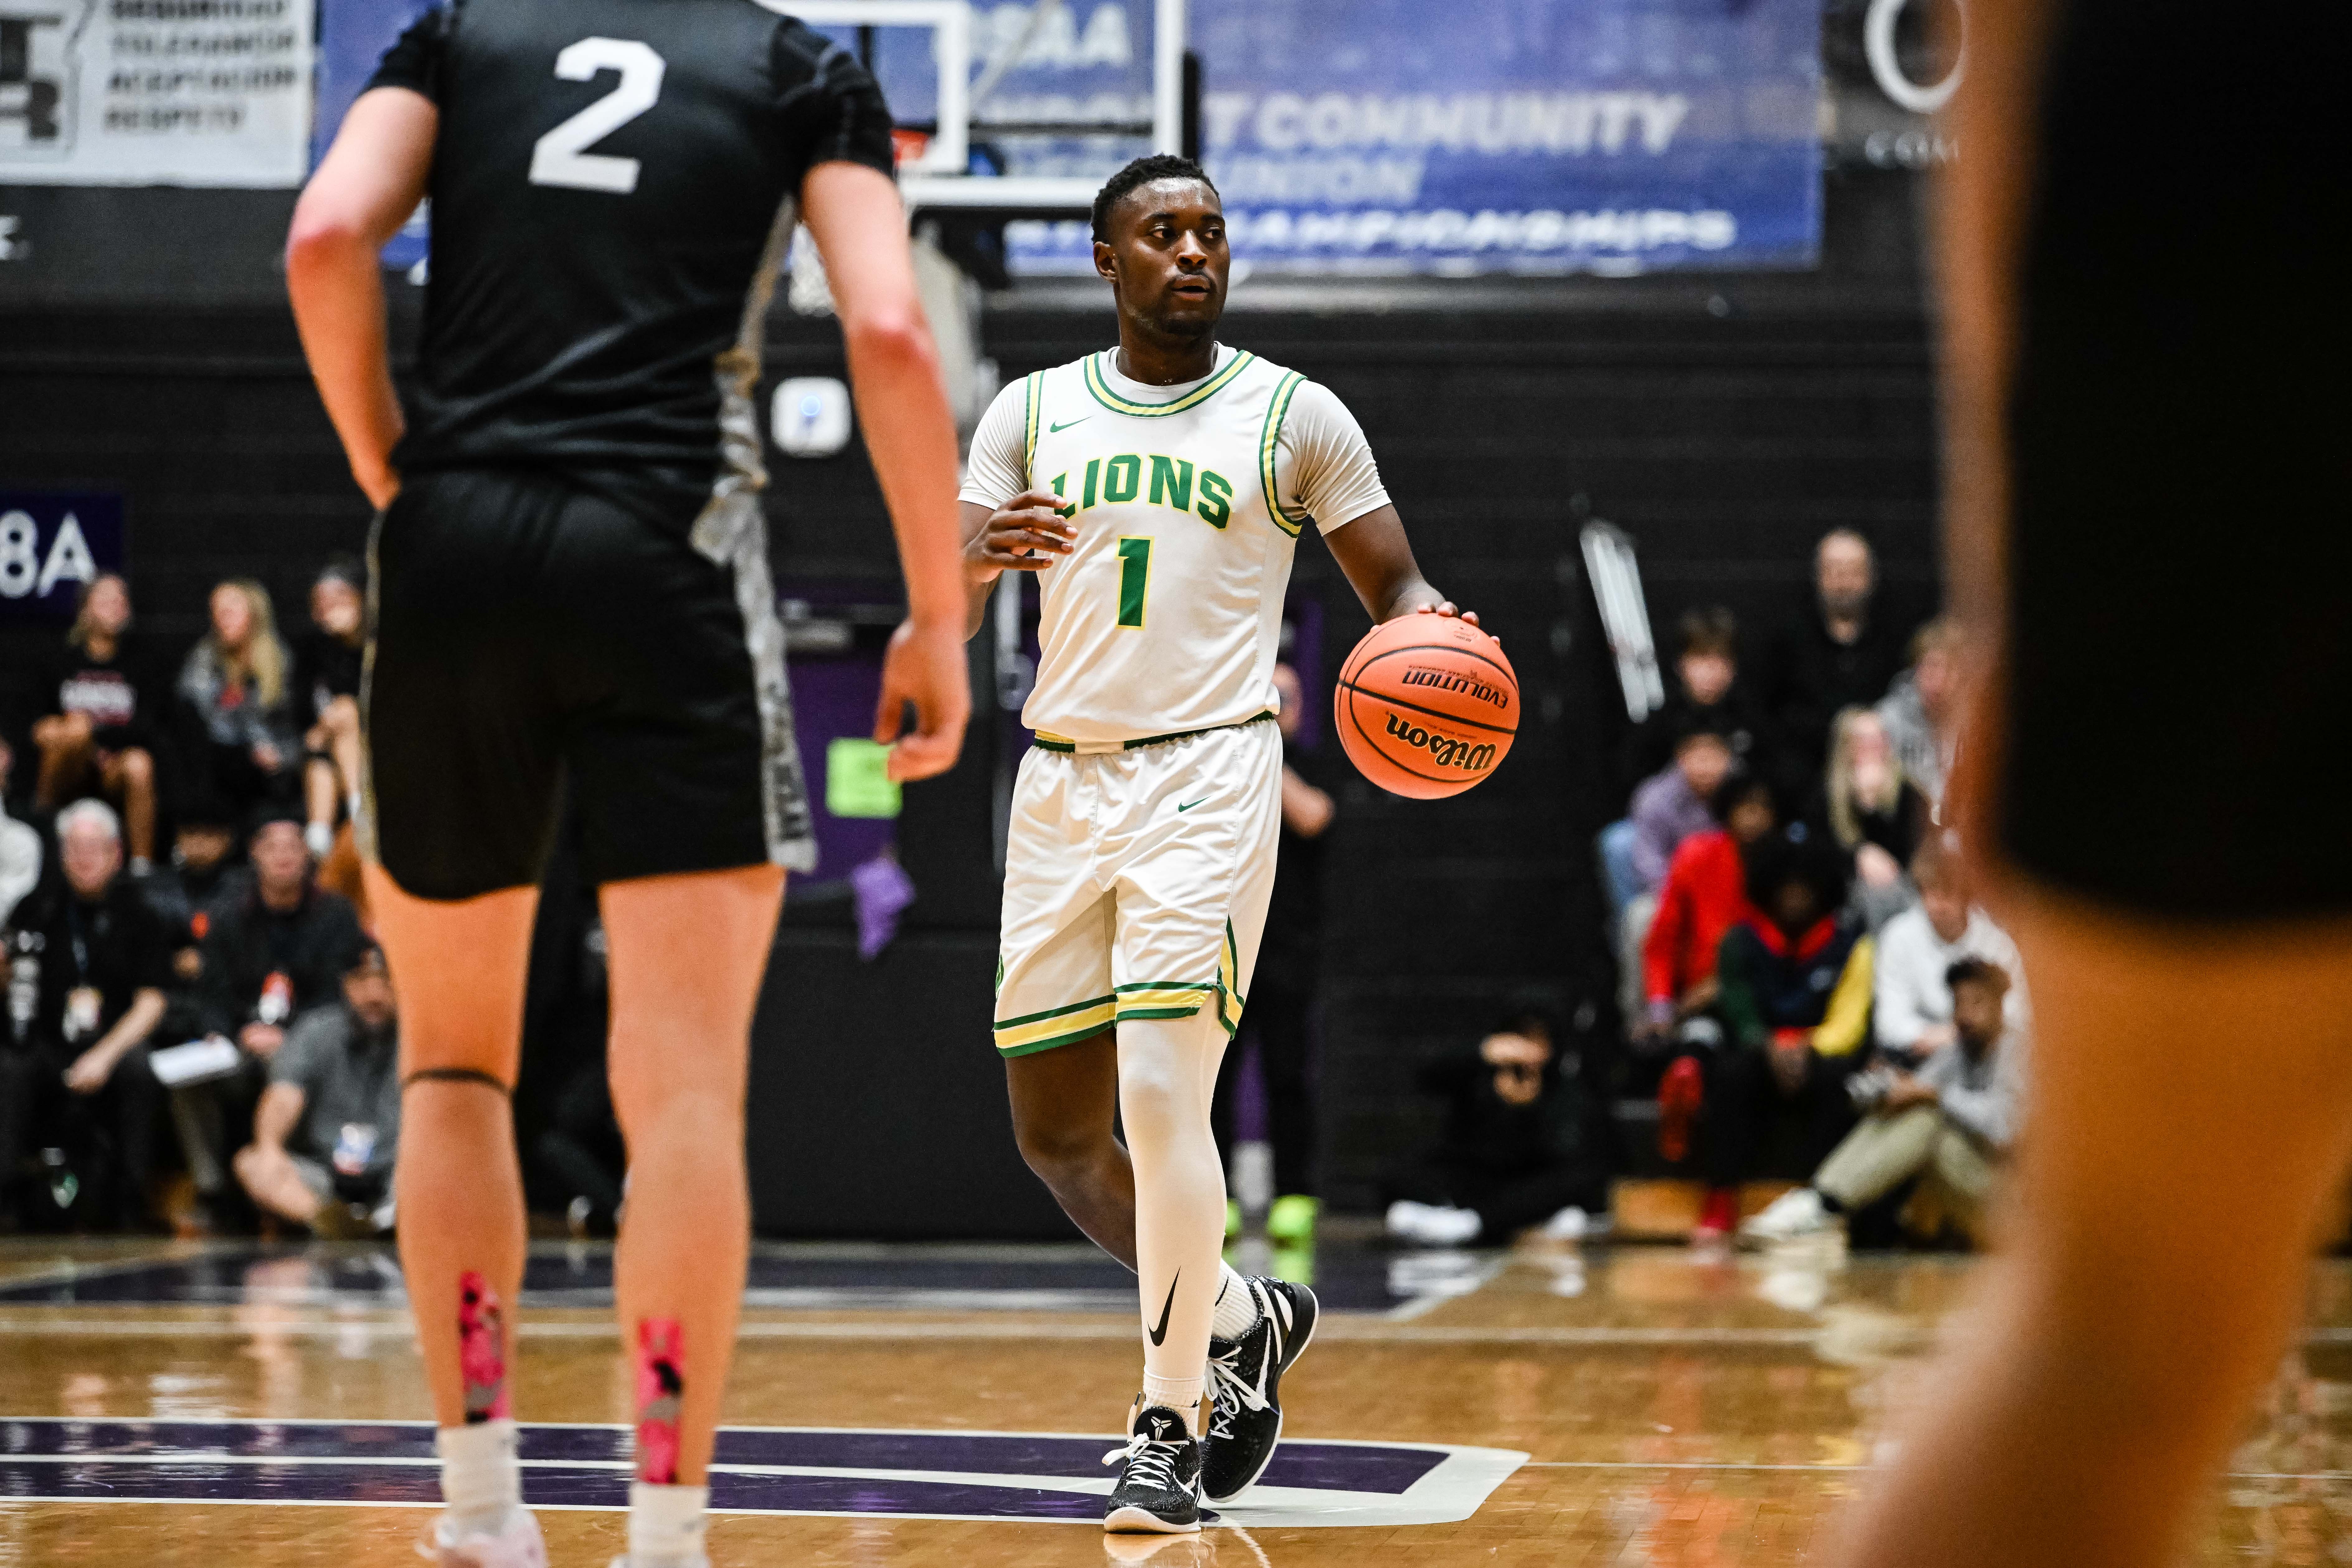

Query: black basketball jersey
<box><xmin>366</xmin><ymin>0</ymin><xmax>895</xmax><ymax>533</ymax></box>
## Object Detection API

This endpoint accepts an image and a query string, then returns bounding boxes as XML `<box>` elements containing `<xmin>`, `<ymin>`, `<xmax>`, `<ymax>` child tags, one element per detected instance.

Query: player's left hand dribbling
<box><xmin>875</xmin><ymin>617</ymin><xmax>972</xmax><ymax>783</ymax></box>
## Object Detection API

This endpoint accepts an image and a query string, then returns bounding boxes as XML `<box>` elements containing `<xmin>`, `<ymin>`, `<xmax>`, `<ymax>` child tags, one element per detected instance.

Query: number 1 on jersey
<box><xmin>1116</xmin><ymin>538</ymin><xmax>1153</xmax><ymax>630</ymax></box>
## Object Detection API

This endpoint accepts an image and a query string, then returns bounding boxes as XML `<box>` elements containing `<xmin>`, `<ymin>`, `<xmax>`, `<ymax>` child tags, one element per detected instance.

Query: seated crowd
<box><xmin>0</xmin><ymin>566</ymin><xmax>618</xmax><ymax>1237</ymax></box>
<box><xmin>8</xmin><ymin>534</ymin><xmax>1992</xmax><ymax>1252</ymax></box>
<box><xmin>1603</xmin><ymin>527</ymin><xmax>2012</xmax><ymax>1248</ymax></box>
<box><xmin>1384</xmin><ymin>527</ymin><xmax>2009</xmax><ymax>1253</ymax></box>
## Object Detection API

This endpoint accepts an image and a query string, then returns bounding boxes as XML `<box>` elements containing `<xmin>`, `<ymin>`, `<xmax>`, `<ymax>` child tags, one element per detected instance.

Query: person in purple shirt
<box><xmin>1629</xmin><ymin>724</ymin><xmax>1735</xmax><ymax>896</ymax></box>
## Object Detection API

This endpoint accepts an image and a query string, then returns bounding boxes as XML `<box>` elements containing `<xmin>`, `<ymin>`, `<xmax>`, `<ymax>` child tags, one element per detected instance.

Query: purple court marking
<box><xmin>0</xmin><ymin>1244</ymin><xmax>1414</xmax><ymax>1313</ymax></box>
<box><xmin>0</xmin><ymin>1419</ymin><xmax>1523</xmax><ymax>1528</ymax></box>
<box><xmin>0</xmin><ymin>1420</ymin><xmax>1446</xmax><ymax>1495</ymax></box>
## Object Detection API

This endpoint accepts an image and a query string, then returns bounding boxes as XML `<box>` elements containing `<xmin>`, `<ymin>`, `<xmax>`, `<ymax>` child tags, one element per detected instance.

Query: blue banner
<box><xmin>1009</xmin><ymin>0</ymin><xmax>1821</xmax><ymax>276</ymax></box>
<box><xmin>315</xmin><ymin>0</ymin><xmax>435</xmax><ymax>269</ymax></box>
<box><xmin>310</xmin><ymin>0</ymin><xmax>1819</xmax><ymax>278</ymax></box>
<box><xmin>0</xmin><ymin>491</ymin><xmax>125</xmax><ymax>623</ymax></box>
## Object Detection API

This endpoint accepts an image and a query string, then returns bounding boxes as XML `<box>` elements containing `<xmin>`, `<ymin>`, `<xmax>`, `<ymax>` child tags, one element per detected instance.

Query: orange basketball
<box><xmin>1333</xmin><ymin>614</ymin><xmax>1517</xmax><ymax>799</ymax></box>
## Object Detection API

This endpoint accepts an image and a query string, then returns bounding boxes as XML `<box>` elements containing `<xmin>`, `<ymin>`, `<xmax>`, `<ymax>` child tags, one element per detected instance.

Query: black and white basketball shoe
<box><xmin>1202</xmin><ymin>1276</ymin><xmax>1321</xmax><ymax>1502</ymax></box>
<box><xmin>1103</xmin><ymin>1402</ymin><xmax>1205</xmax><ymax>1533</ymax></box>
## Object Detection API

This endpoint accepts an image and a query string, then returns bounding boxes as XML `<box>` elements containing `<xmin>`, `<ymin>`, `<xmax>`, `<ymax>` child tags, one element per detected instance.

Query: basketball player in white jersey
<box><xmin>958</xmin><ymin>155</ymin><xmax>1478</xmax><ymax>1532</ymax></box>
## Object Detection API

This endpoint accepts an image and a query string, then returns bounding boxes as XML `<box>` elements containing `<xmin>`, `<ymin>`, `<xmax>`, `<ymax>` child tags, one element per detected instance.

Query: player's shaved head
<box><xmin>1091</xmin><ymin>153</ymin><xmax>1218</xmax><ymax>243</ymax></box>
<box><xmin>1093</xmin><ymin>155</ymin><xmax>1230</xmax><ymax>351</ymax></box>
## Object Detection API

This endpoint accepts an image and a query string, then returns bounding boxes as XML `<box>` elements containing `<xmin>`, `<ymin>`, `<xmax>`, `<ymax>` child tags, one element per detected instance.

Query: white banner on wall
<box><xmin>0</xmin><ymin>0</ymin><xmax>314</xmax><ymax>187</ymax></box>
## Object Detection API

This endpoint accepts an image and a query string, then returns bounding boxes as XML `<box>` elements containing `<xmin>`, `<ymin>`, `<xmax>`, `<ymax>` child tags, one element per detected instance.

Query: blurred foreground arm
<box><xmin>801</xmin><ymin>162</ymin><xmax>970</xmax><ymax>782</ymax></box>
<box><xmin>286</xmin><ymin>88</ymin><xmax>435</xmax><ymax>512</ymax></box>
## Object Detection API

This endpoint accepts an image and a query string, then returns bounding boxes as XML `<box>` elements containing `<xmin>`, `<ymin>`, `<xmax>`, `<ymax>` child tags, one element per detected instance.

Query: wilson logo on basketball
<box><xmin>1384</xmin><ymin>713</ymin><xmax>1499</xmax><ymax>773</ymax></box>
<box><xmin>1400</xmin><ymin>666</ymin><xmax>1511</xmax><ymax>711</ymax></box>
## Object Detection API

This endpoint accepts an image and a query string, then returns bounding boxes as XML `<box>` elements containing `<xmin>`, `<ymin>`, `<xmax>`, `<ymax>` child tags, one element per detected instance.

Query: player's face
<box><xmin>1097</xmin><ymin>179</ymin><xmax>1229</xmax><ymax>335</ymax></box>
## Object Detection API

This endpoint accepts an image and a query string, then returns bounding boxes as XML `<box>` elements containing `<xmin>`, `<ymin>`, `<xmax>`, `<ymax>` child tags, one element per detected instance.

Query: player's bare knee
<box><xmin>1012</xmin><ymin>1109</ymin><xmax>1112</xmax><ymax>1181</ymax></box>
<box><xmin>119</xmin><ymin>747</ymin><xmax>154</xmax><ymax>787</ymax></box>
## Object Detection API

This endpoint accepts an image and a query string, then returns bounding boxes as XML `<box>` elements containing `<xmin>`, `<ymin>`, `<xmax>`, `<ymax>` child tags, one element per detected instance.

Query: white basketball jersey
<box><xmin>963</xmin><ymin>345</ymin><xmax>1387</xmax><ymax>747</ymax></box>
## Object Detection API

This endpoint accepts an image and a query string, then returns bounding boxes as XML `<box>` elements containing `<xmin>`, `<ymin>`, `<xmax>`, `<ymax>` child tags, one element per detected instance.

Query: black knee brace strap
<box><xmin>402</xmin><ymin>1066</ymin><xmax>513</xmax><ymax>1095</ymax></box>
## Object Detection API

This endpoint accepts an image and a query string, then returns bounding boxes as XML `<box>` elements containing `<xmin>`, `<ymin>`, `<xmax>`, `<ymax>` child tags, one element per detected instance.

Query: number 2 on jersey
<box><xmin>1116</xmin><ymin>538</ymin><xmax>1153</xmax><ymax>630</ymax></box>
<box><xmin>530</xmin><ymin>38</ymin><xmax>665</xmax><ymax>194</ymax></box>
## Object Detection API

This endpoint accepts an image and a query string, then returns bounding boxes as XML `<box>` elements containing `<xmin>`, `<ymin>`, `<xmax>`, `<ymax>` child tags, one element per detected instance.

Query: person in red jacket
<box><xmin>1639</xmin><ymin>772</ymin><xmax>1779</xmax><ymax>1168</ymax></box>
<box><xmin>1638</xmin><ymin>772</ymin><xmax>1780</xmax><ymax>1041</ymax></box>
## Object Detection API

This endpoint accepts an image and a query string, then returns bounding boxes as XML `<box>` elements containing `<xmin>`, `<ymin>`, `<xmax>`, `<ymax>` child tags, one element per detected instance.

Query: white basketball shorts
<box><xmin>993</xmin><ymin>718</ymin><xmax>1283</xmax><ymax>1058</ymax></box>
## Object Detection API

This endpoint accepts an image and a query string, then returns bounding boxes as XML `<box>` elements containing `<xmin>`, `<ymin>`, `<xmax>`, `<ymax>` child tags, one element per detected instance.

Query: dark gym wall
<box><xmin>0</xmin><ymin>165</ymin><xmax>1938</xmax><ymax>1227</ymax></box>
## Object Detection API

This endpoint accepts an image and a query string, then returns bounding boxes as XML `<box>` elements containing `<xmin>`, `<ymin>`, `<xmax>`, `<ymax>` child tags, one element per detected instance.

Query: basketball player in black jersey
<box><xmin>287</xmin><ymin>4</ymin><xmax>968</xmax><ymax>1565</ymax></box>
<box><xmin>1831</xmin><ymin>4</ymin><xmax>2352</xmax><ymax>1566</ymax></box>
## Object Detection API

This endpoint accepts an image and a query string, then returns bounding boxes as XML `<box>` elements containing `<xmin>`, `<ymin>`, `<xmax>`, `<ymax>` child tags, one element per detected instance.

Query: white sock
<box><xmin>1140</xmin><ymin>1376</ymin><xmax>1202</xmax><ymax>1433</ymax></box>
<box><xmin>1117</xmin><ymin>1010</ymin><xmax>1230</xmax><ymax>1421</ymax></box>
<box><xmin>436</xmin><ymin>1419</ymin><xmax>521</xmax><ymax>1536</ymax></box>
<box><xmin>628</xmin><ymin>1480</ymin><xmax>709</xmax><ymax>1565</ymax></box>
<box><xmin>1209</xmin><ymin>1261</ymin><xmax>1257</xmax><ymax>1341</ymax></box>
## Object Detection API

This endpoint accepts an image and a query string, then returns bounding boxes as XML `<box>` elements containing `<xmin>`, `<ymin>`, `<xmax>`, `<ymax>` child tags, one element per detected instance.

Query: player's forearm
<box><xmin>961</xmin><ymin>570</ymin><xmax>1000</xmax><ymax>642</ymax></box>
<box><xmin>842</xmin><ymin>318</ymin><xmax>965</xmax><ymax>629</ymax></box>
<box><xmin>287</xmin><ymin>225</ymin><xmax>405</xmax><ymax>501</ymax></box>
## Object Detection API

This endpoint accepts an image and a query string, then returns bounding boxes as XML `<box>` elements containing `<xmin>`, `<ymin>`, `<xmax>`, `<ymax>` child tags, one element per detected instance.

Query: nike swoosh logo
<box><xmin>1049</xmin><ymin>418</ymin><xmax>1089</xmax><ymax>433</ymax></box>
<box><xmin>1177</xmin><ymin>799</ymin><xmax>1208</xmax><ymax>812</ymax></box>
<box><xmin>1146</xmin><ymin>1271</ymin><xmax>1181</xmax><ymax>1347</ymax></box>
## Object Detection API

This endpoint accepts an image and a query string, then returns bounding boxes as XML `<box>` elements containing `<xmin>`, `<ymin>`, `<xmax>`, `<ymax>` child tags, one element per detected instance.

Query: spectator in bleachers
<box><xmin>0</xmin><ymin>738</ymin><xmax>41</xmax><ymax>931</ymax></box>
<box><xmin>234</xmin><ymin>939</ymin><xmax>400</xmax><ymax>1236</ymax></box>
<box><xmin>1608</xmin><ymin>724</ymin><xmax>1736</xmax><ymax>1024</ymax></box>
<box><xmin>1689</xmin><ymin>834</ymin><xmax>1872</xmax><ymax>1243</ymax></box>
<box><xmin>1619</xmin><ymin>607</ymin><xmax>1773</xmax><ymax>790</ymax></box>
<box><xmin>1629</xmin><ymin>724</ymin><xmax>1734</xmax><ymax>896</ymax></box>
<box><xmin>294</xmin><ymin>559</ymin><xmax>368</xmax><ymax>863</ymax></box>
<box><xmin>1757</xmin><ymin>529</ymin><xmax>1910</xmax><ymax>785</ymax></box>
<box><xmin>172</xmin><ymin>580</ymin><xmax>302</xmax><ymax>826</ymax></box>
<box><xmin>1821</xmin><ymin>705</ymin><xmax>1930</xmax><ymax>930</ymax></box>
<box><xmin>29</xmin><ymin>574</ymin><xmax>162</xmax><ymax>871</ymax></box>
<box><xmin>1740</xmin><ymin>958</ymin><xmax>2023</xmax><ymax>1247</ymax></box>
<box><xmin>1876</xmin><ymin>618</ymin><xmax>1961</xmax><ymax>813</ymax></box>
<box><xmin>137</xmin><ymin>793</ymin><xmax>248</xmax><ymax>967</ymax></box>
<box><xmin>10</xmin><ymin>800</ymin><xmax>172</xmax><ymax>1230</ymax></box>
<box><xmin>1637</xmin><ymin>770</ymin><xmax>1778</xmax><ymax>1051</ymax></box>
<box><xmin>181</xmin><ymin>808</ymin><xmax>365</xmax><ymax>1220</ymax></box>
<box><xmin>1384</xmin><ymin>999</ymin><xmax>1607</xmax><ymax>1246</ymax></box>
<box><xmin>1874</xmin><ymin>835</ymin><xmax>2025</xmax><ymax>1065</ymax></box>
<box><xmin>197</xmin><ymin>808</ymin><xmax>366</xmax><ymax>1055</ymax></box>
<box><xmin>1211</xmin><ymin>661</ymin><xmax>1334</xmax><ymax>1248</ymax></box>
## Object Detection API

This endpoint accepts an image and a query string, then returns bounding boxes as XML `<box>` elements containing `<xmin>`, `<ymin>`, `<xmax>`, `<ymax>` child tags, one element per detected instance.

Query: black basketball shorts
<box><xmin>1993</xmin><ymin>0</ymin><xmax>2350</xmax><ymax>921</ymax></box>
<box><xmin>361</xmin><ymin>468</ymin><xmax>816</xmax><ymax>901</ymax></box>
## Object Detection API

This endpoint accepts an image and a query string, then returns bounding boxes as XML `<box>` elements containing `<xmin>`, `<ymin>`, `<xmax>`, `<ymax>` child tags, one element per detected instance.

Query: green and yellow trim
<box><xmin>1113</xmin><ymin>980</ymin><xmax>1216</xmax><ymax>1022</ymax></box>
<box><xmin>1021</xmin><ymin>370</ymin><xmax>1045</xmax><ymax>473</ymax></box>
<box><xmin>994</xmin><ymin>994</ymin><xmax>1117</xmax><ymax>1057</ymax></box>
<box><xmin>1258</xmin><ymin>370</ymin><xmax>1312</xmax><ymax>538</ymax></box>
<box><xmin>1216</xmin><ymin>920</ymin><xmax>1247</xmax><ymax>1035</ymax></box>
<box><xmin>1084</xmin><ymin>349</ymin><xmax>1257</xmax><ymax>419</ymax></box>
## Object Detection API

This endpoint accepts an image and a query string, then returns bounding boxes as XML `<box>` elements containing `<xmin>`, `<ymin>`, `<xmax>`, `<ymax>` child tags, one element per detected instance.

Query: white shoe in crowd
<box><xmin>424</xmin><ymin>1506</ymin><xmax>547</xmax><ymax>1567</ymax></box>
<box><xmin>1738</xmin><ymin>1187</ymin><xmax>1834</xmax><ymax>1246</ymax></box>
<box><xmin>1385</xmin><ymin>1200</ymin><xmax>1483</xmax><ymax>1246</ymax></box>
<box><xmin>1539</xmin><ymin>1205</ymin><xmax>1604</xmax><ymax>1242</ymax></box>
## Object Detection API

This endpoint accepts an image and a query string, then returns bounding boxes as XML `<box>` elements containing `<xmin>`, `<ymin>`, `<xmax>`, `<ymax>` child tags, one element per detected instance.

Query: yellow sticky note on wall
<box><xmin>826</xmin><ymin>738</ymin><xmax>902</xmax><ymax>819</ymax></box>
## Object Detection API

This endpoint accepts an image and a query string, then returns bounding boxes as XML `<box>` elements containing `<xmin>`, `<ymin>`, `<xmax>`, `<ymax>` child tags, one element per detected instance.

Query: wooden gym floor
<box><xmin>1</xmin><ymin>1235</ymin><xmax>2348</xmax><ymax>1565</ymax></box>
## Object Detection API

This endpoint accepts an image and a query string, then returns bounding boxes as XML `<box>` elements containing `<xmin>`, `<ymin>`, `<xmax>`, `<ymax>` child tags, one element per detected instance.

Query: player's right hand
<box><xmin>875</xmin><ymin>616</ymin><xmax>973</xmax><ymax>783</ymax></box>
<box><xmin>967</xmin><ymin>489</ymin><xmax>1075</xmax><ymax>577</ymax></box>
